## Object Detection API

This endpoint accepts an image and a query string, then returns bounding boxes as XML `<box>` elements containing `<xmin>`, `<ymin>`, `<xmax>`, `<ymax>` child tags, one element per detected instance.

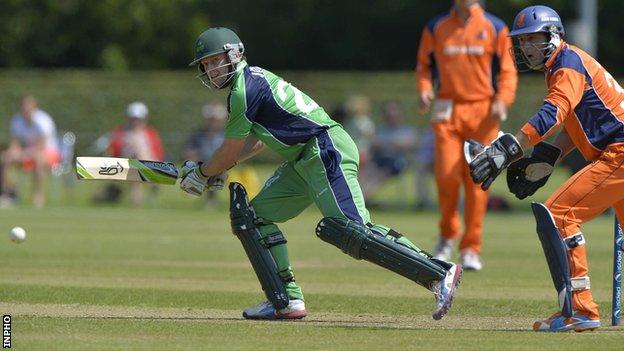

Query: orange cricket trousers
<box><xmin>546</xmin><ymin>143</ymin><xmax>624</xmax><ymax>319</ymax></box>
<box><xmin>432</xmin><ymin>99</ymin><xmax>499</xmax><ymax>254</ymax></box>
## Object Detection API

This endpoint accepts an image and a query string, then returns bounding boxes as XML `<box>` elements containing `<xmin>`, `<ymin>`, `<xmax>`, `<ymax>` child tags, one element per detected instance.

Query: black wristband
<box><xmin>498</xmin><ymin>133</ymin><xmax>524</xmax><ymax>162</ymax></box>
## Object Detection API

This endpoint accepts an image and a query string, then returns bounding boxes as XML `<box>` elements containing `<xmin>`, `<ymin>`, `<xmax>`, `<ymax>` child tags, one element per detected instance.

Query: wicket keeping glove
<box><xmin>466</xmin><ymin>133</ymin><xmax>524</xmax><ymax>191</ymax></box>
<box><xmin>180</xmin><ymin>160</ymin><xmax>209</xmax><ymax>196</ymax></box>
<box><xmin>506</xmin><ymin>141</ymin><xmax>561</xmax><ymax>199</ymax></box>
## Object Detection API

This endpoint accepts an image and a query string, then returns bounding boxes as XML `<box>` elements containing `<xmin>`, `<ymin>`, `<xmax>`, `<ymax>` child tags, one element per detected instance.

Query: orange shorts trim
<box><xmin>21</xmin><ymin>148</ymin><xmax>61</xmax><ymax>170</ymax></box>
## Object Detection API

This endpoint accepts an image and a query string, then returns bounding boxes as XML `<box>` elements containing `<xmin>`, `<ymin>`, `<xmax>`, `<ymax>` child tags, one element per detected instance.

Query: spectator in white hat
<box><xmin>107</xmin><ymin>101</ymin><xmax>164</xmax><ymax>206</ymax></box>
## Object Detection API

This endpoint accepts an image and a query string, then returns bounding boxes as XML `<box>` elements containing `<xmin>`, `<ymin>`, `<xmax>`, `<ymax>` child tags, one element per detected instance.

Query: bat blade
<box><xmin>76</xmin><ymin>157</ymin><xmax>178</xmax><ymax>185</ymax></box>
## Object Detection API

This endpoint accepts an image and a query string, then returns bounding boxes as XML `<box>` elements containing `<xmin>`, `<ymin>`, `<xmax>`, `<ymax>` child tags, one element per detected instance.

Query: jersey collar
<box><xmin>231</xmin><ymin>60</ymin><xmax>248</xmax><ymax>83</ymax></box>
<box><xmin>544</xmin><ymin>41</ymin><xmax>566</xmax><ymax>70</ymax></box>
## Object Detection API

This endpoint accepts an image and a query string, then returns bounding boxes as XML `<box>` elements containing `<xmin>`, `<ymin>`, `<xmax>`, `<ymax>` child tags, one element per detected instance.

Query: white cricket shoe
<box><xmin>460</xmin><ymin>249</ymin><xmax>483</xmax><ymax>271</ymax></box>
<box><xmin>433</xmin><ymin>237</ymin><xmax>454</xmax><ymax>261</ymax></box>
<box><xmin>242</xmin><ymin>299</ymin><xmax>307</xmax><ymax>320</ymax></box>
<box><xmin>430</xmin><ymin>263</ymin><xmax>463</xmax><ymax>320</ymax></box>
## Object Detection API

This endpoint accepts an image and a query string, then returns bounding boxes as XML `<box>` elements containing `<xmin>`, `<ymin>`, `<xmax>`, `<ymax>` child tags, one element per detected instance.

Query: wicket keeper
<box><xmin>180</xmin><ymin>27</ymin><xmax>462</xmax><ymax>320</ymax></box>
<box><xmin>466</xmin><ymin>5</ymin><xmax>624</xmax><ymax>332</ymax></box>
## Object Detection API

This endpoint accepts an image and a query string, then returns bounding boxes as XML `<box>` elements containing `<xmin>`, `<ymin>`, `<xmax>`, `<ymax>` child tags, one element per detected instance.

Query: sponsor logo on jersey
<box><xmin>249</xmin><ymin>66</ymin><xmax>265</xmax><ymax>77</ymax></box>
<box><xmin>444</xmin><ymin>46</ymin><xmax>485</xmax><ymax>55</ymax></box>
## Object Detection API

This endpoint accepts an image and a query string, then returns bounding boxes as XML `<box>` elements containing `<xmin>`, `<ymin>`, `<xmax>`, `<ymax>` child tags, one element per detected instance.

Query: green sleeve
<box><xmin>224</xmin><ymin>87</ymin><xmax>252</xmax><ymax>139</ymax></box>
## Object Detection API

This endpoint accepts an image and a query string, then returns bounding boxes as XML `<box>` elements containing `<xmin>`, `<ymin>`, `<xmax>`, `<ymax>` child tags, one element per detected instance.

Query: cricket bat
<box><xmin>75</xmin><ymin>157</ymin><xmax>178</xmax><ymax>185</ymax></box>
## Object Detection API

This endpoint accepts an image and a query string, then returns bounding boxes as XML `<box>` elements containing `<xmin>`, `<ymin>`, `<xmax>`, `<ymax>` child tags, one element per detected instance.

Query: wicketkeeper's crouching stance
<box><xmin>465</xmin><ymin>5</ymin><xmax>624</xmax><ymax>332</ymax></box>
<box><xmin>179</xmin><ymin>27</ymin><xmax>462</xmax><ymax>320</ymax></box>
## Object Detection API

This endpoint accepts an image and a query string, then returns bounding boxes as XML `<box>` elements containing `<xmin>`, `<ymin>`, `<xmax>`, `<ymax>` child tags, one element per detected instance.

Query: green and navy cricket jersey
<box><xmin>226</xmin><ymin>60</ymin><xmax>371</xmax><ymax>224</ymax></box>
<box><xmin>225</xmin><ymin>61</ymin><xmax>340</xmax><ymax>161</ymax></box>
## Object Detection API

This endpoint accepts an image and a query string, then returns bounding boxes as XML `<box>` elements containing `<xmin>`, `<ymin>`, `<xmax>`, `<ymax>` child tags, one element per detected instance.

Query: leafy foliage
<box><xmin>1</xmin><ymin>1</ymin><xmax>622</xmax><ymax>73</ymax></box>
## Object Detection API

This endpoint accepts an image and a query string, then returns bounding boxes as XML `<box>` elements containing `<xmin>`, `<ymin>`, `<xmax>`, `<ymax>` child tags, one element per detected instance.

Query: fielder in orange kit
<box><xmin>416</xmin><ymin>0</ymin><xmax>517</xmax><ymax>270</ymax></box>
<box><xmin>466</xmin><ymin>5</ymin><xmax>624</xmax><ymax>332</ymax></box>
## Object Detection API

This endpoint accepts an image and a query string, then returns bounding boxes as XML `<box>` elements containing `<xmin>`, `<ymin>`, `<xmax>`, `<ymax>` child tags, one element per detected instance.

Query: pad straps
<box><xmin>564</xmin><ymin>233</ymin><xmax>585</xmax><ymax>249</ymax></box>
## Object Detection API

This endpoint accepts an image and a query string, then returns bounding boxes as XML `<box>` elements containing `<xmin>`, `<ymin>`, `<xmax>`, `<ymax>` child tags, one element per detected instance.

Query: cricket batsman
<box><xmin>466</xmin><ymin>5</ymin><xmax>624</xmax><ymax>332</ymax></box>
<box><xmin>180</xmin><ymin>27</ymin><xmax>462</xmax><ymax>320</ymax></box>
<box><xmin>416</xmin><ymin>0</ymin><xmax>518</xmax><ymax>270</ymax></box>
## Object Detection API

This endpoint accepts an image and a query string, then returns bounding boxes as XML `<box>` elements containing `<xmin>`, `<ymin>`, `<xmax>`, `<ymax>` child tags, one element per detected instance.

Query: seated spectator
<box><xmin>183</xmin><ymin>102</ymin><xmax>260</xmax><ymax>204</ymax></box>
<box><xmin>1</xmin><ymin>94</ymin><xmax>60</xmax><ymax>208</ymax></box>
<box><xmin>360</xmin><ymin>101</ymin><xmax>417</xmax><ymax>200</ymax></box>
<box><xmin>183</xmin><ymin>102</ymin><xmax>226</xmax><ymax>205</ymax></box>
<box><xmin>104</xmin><ymin>102</ymin><xmax>164</xmax><ymax>207</ymax></box>
<box><xmin>344</xmin><ymin>95</ymin><xmax>375</xmax><ymax>167</ymax></box>
<box><xmin>183</xmin><ymin>102</ymin><xmax>226</xmax><ymax>162</ymax></box>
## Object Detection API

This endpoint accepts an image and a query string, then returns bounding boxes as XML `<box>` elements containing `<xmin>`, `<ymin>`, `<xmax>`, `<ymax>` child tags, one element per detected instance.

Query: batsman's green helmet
<box><xmin>189</xmin><ymin>27</ymin><xmax>244</xmax><ymax>66</ymax></box>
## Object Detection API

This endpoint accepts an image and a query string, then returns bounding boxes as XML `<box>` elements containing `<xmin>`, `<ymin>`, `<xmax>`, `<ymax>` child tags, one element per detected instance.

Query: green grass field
<box><xmin>1</xmin><ymin>172</ymin><xmax>624</xmax><ymax>350</ymax></box>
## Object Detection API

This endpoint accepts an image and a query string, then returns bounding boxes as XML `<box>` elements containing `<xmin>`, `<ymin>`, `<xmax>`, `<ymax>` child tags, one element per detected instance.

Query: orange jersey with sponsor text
<box><xmin>521</xmin><ymin>42</ymin><xmax>624</xmax><ymax>161</ymax></box>
<box><xmin>416</xmin><ymin>4</ymin><xmax>517</xmax><ymax>105</ymax></box>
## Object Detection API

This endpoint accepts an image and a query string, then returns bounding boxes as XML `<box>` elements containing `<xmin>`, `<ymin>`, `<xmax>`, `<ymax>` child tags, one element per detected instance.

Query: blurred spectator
<box><xmin>183</xmin><ymin>102</ymin><xmax>226</xmax><ymax>161</ymax></box>
<box><xmin>329</xmin><ymin>104</ymin><xmax>348</xmax><ymax>125</ymax></box>
<box><xmin>1</xmin><ymin>94</ymin><xmax>60</xmax><ymax>208</ymax></box>
<box><xmin>183</xmin><ymin>102</ymin><xmax>227</xmax><ymax>205</ymax></box>
<box><xmin>344</xmin><ymin>95</ymin><xmax>375</xmax><ymax>167</ymax></box>
<box><xmin>109</xmin><ymin>102</ymin><xmax>164</xmax><ymax>161</ymax></box>
<box><xmin>99</xmin><ymin>102</ymin><xmax>164</xmax><ymax>206</ymax></box>
<box><xmin>183</xmin><ymin>101</ymin><xmax>261</xmax><ymax>203</ymax></box>
<box><xmin>360</xmin><ymin>101</ymin><xmax>417</xmax><ymax>200</ymax></box>
<box><xmin>415</xmin><ymin>125</ymin><xmax>436</xmax><ymax>210</ymax></box>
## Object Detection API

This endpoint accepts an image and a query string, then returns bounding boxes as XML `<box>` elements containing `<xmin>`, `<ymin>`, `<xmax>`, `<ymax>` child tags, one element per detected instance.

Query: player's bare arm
<box><xmin>551</xmin><ymin>129</ymin><xmax>575</xmax><ymax>157</ymax></box>
<box><xmin>179</xmin><ymin>138</ymin><xmax>244</xmax><ymax>196</ymax></box>
<box><xmin>239</xmin><ymin>135</ymin><xmax>265</xmax><ymax>162</ymax></box>
<box><xmin>199</xmin><ymin>137</ymin><xmax>245</xmax><ymax>176</ymax></box>
<box><xmin>513</xmin><ymin>130</ymin><xmax>532</xmax><ymax>152</ymax></box>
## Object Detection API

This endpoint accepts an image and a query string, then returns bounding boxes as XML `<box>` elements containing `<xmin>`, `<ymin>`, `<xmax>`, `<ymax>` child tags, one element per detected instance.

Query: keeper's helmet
<box><xmin>189</xmin><ymin>27</ymin><xmax>244</xmax><ymax>89</ymax></box>
<box><xmin>509</xmin><ymin>5</ymin><xmax>565</xmax><ymax>72</ymax></box>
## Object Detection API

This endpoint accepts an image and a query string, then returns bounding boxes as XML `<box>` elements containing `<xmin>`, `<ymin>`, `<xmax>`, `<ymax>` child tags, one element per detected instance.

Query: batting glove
<box><xmin>180</xmin><ymin>160</ymin><xmax>208</xmax><ymax>196</ymax></box>
<box><xmin>207</xmin><ymin>172</ymin><xmax>228</xmax><ymax>191</ymax></box>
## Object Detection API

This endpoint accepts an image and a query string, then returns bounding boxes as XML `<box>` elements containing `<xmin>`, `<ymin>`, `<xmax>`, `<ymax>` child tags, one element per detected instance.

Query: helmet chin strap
<box><xmin>534</xmin><ymin>32</ymin><xmax>561</xmax><ymax>71</ymax></box>
<box><xmin>521</xmin><ymin>32</ymin><xmax>561</xmax><ymax>71</ymax></box>
<box><xmin>198</xmin><ymin>46</ymin><xmax>245</xmax><ymax>89</ymax></box>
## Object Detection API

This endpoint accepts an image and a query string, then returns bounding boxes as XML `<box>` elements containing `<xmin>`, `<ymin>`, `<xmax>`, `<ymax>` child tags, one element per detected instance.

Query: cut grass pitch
<box><xmin>1</xmin><ymin>206</ymin><xmax>623</xmax><ymax>349</ymax></box>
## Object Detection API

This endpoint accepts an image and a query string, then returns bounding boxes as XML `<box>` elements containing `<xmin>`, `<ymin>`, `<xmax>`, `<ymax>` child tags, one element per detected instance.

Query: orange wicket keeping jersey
<box><xmin>521</xmin><ymin>42</ymin><xmax>624</xmax><ymax>161</ymax></box>
<box><xmin>416</xmin><ymin>4</ymin><xmax>517</xmax><ymax>105</ymax></box>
